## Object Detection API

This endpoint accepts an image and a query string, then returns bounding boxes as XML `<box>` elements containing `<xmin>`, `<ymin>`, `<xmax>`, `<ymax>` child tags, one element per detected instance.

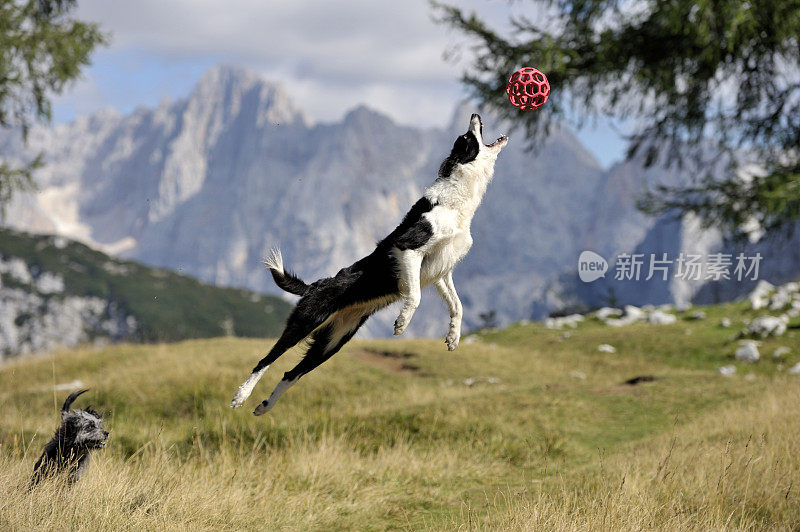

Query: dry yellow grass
<box><xmin>1</xmin><ymin>305</ymin><xmax>799</xmax><ymax>530</ymax></box>
<box><xmin>463</xmin><ymin>387</ymin><xmax>800</xmax><ymax>530</ymax></box>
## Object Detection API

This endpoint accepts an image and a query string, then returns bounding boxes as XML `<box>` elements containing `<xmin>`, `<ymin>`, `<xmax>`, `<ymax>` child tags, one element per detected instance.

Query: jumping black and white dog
<box><xmin>231</xmin><ymin>113</ymin><xmax>508</xmax><ymax>415</ymax></box>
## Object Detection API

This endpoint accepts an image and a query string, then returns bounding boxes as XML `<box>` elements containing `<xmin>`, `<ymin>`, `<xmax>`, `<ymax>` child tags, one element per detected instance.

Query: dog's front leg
<box><xmin>435</xmin><ymin>271</ymin><xmax>462</xmax><ymax>350</ymax></box>
<box><xmin>394</xmin><ymin>249</ymin><xmax>423</xmax><ymax>335</ymax></box>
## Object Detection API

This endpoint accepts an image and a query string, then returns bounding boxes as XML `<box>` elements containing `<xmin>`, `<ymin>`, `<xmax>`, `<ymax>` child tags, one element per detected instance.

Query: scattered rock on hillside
<box><xmin>35</xmin><ymin>272</ymin><xmax>64</xmax><ymax>294</ymax></box>
<box><xmin>720</xmin><ymin>317</ymin><xmax>732</xmax><ymax>328</ymax></box>
<box><xmin>749</xmin><ymin>281</ymin><xmax>800</xmax><ymax>316</ymax></box>
<box><xmin>648</xmin><ymin>310</ymin><xmax>677</xmax><ymax>325</ymax></box>
<box><xmin>545</xmin><ymin>314</ymin><xmax>584</xmax><ymax>329</ymax></box>
<box><xmin>687</xmin><ymin>311</ymin><xmax>707</xmax><ymax>320</ymax></box>
<box><xmin>0</xmin><ymin>257</ymin><xmax>33</xmax><ymax>283</ymax></box>
<box><xmin>787</xmin><ymin>362</ymin><xmax>800</xmax><ymax>375</ymax></box>
<box><xmin>602</xmin><ymin>305</ymin><xmax>678</xmax><ymax>327</ymax></box>
<box><xmin>595</xmin><ymin>307</ymin><xmax>622</xmax><ymax>320</ymax></box>
<box><xmin>735</xmin><ymin>341</ymin><xmax>760</xmax><ymax>363</ymax></box>
<box><xmin>749</xmin><ymin>280</ymin><xmax>775</xmax><ymax>310</ymax></box>
<box><xmin>718</xmin><ymin>365</ymin><xmax>737</xmax><ymax>376</ymax></box>
<box><xmin>598</xmin><ymin>344</ymin><xmax>617</xmax><ymax>353</ymax></box>
<box><xmin>769</xmin><ymin>282</ymin><xmax>800</xmax><ymax>310</ymax></box>
<box><xmin>605</xmin><ymin>305</ymin><xmax>644</xmax><ymax>327</ymax></box>
<box><xmin>773</xmin><ymin>346</ymin><xmax>791</xmax><ymax>359</ymax></box>
<box><xmin>744</xmin><ymin>315</ymin><xmax>788</xmax><ymax>338</ymax></box>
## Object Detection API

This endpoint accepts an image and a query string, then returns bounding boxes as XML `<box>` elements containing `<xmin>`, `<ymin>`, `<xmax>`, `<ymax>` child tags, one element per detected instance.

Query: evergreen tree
<box><xmin>434</xmin><ymin>0</ymin><xmax>800</xmax><ymax>238</ymax></box>
<box><xmin>0</xmin><ymin>0</ymin><xmax>106</xmax><ymax>216</ymax></box>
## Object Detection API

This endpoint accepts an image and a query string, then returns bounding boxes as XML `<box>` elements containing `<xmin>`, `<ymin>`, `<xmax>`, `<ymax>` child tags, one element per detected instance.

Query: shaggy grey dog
<box><xmin>30</xmin><ymin>389</ymin><xmax>109</xmax><ymax>487</ymax></box>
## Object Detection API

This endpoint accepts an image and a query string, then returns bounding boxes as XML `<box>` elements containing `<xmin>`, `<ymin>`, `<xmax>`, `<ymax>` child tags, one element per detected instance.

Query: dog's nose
<box><xmin>102</xmin><ymin>430</ymin><xmax>109</xmax><ymax>438</ymax></box>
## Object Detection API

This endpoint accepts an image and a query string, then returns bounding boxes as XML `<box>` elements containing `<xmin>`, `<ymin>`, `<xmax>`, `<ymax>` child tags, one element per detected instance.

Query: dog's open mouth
<box><xmin>486</xmin><ymin>135</ymin><xmax>508</xmax><ymax>148</ymax></box>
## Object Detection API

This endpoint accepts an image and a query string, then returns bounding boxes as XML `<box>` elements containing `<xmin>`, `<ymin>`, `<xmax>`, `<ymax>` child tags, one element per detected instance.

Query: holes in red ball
<box><xmin>507</xmin><ymin>67</ymin><xmax>549</xmax><ymax>110</ymax></box>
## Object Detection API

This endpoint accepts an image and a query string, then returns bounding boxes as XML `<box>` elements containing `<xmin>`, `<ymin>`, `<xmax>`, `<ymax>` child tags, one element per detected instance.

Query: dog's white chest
<box><xmin>420</xmin><ymin>228</ymin><xmax>473</xmax><ymax>286</ymax></box>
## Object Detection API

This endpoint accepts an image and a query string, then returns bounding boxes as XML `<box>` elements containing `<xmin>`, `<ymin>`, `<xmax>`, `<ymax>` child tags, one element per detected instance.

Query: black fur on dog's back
<box><xmin>267</xmin><ymin>197</ymin><xmax>436</xmax><ymax>303</ymax></box>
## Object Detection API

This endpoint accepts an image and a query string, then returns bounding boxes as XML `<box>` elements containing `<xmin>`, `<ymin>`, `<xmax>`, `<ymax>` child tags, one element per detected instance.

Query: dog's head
<box><xmin>438</xmin><ymin>113</ymin><xmax>508</xmax><ymax>179</ymax></box>
<box><xmin>61</xmin><ymin>389</ymin><xmax>109</xmax><ymax>450</ymax></box>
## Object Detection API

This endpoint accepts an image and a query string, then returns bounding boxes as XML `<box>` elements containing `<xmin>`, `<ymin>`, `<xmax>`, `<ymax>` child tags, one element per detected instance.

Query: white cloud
<box><xmin>69</xmin><ymin>0</ymin><xmax>525</xmax><ymax>127</ymax></box>
<box><xmin>53</xmin><ymin>0</ymin><xmax>630</xmax><ymax>166</ymax></box>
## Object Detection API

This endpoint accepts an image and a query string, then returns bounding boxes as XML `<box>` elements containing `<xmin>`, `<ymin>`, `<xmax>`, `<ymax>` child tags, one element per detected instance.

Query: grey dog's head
<box><xmin>60</xmin><ymin>389</ymin><xmax>109</xmax><ymax>450</ymax></box>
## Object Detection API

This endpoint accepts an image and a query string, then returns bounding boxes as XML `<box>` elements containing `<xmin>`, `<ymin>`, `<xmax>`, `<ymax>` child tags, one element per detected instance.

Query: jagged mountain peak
<box><xmin>197</xmin><ymin>63</ymin><xmax>265</xmax><ymax>87</ymax></box>
<box><xmin>187</xmin><ymin>63</ymin><xmax>308</xmax><ymax>127</ymax></box>
<box><xmin>342</xmin><ymin>104</ymin><xmax>394</xmax><ymax>126</ymax></box>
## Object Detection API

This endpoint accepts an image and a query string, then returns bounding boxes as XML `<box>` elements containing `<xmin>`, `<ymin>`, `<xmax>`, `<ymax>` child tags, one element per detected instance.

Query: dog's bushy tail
<box><xmin>264</xmin><ymin>248</ymin><xmax>308</xmax><ymax>296</ymax></box>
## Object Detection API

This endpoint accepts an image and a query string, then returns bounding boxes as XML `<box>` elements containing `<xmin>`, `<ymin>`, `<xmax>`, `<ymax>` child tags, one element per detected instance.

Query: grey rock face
<box><xmin>0</xmin><ymin>256</ymin><xmax>135</xmax><ymax>359</ymax></box>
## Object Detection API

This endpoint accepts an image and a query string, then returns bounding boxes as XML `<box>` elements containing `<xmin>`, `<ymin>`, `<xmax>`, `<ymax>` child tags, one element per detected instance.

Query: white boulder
<box><xmin>36</xmin><ymin>272</ymin><xmax>64</xmax><ymax>294</ymax></box>
<box><xmin>773</xmin><ymin>346</ymin><xmax>791</xmax><ymax>359</ymax></box>
<box><xmin>745</xmin><ymin>315</ymin><xmax>789</xmax><ymax>338</ymax></box>
<box><xmin>748</xmin><ymin>280</ymin><xmax>775</xmax><ymax>310</ymax></box>
<box><xmin>648</xmin><ymin>310</ymin><xmax>677</xmax><ymax>325</ymax></box>
<box><xmin>545</xmin><ymin>313</ymin><xmax>585</xmax><ymax>330</ymax></box>
<box><xmin>735</xmin><ymin>340</ymin><xmax>760</xmax><ymax>363</ymax></box>
<box><xmin>595</xmin><ymin>307</ymin><xmax>622</xmax><ymax>320</ymax></box>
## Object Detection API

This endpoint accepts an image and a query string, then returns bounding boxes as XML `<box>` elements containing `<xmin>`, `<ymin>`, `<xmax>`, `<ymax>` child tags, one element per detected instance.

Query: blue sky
<box><xmin>53</xmin><ymin>0</ymin><xmax>628</xmax><ymax>168</ymax></box>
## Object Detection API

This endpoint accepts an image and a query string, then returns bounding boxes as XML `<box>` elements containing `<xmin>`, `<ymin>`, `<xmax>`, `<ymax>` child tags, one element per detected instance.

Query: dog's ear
<box><xmin>438</xmin><ymin>133</ymin><xmax>480</xmax><ymax>178</ymax></box>
<box><xmin>61</xmin><ymin>389</ymin><xmax>89</xmax><ymax>414</ymax></box>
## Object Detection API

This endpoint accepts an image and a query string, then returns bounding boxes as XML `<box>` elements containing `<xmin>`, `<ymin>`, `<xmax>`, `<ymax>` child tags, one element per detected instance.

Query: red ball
<box><xmin>506</xmin><ymin>67</ymin><xmax>550</xmax><ymax>110</ymax></box>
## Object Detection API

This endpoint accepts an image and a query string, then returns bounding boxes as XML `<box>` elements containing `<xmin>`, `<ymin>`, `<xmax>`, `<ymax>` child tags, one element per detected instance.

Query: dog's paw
<box><xmin>230</xmin><ymin>386</ymin><xmax>251</xmax><ymax>408</ymax></box>
<box><xmin>253</xmin><ymin>399</ymin><xmax>272</xmax><ymax>416</ymax></box>
<box><xmin>230</xmin><ymin>395</ymin><xmax>245</xmax><ymax>409</ymax></box>
<box><xmin>445</xmin><ymin>329</ymin><xmax>460</xmax><ymax>351</ymax></box>
<box><xmin>394</xmin><ymin>315</ymin><xmax>408</xmax><ymax>336</ymax></box>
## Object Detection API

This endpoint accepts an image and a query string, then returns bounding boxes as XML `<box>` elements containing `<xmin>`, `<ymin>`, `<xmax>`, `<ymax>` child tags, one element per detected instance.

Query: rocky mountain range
<box><xmin>2</xmin><ymin>64</ymin><xmax>798</xmax><ymax>339</ymax></box>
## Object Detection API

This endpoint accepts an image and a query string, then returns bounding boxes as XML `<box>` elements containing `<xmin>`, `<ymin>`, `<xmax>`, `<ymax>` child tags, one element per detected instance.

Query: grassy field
<box><xmin>1</xmin><ymin>301</ymin><xmax>799</xmax><ymax>530</ymax></box>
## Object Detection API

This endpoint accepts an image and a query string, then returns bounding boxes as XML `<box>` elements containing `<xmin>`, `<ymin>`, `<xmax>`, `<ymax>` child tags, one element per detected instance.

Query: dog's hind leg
<box><xmin>231</xmin><ymin>298</ymin><xmax>332</xmax><ymax>408</ymax></box>
<box><xmin>393</xmin><ymin>249</ymin><xmax>423</xmax><ymax>336</ymax></box>
<box><xmin>253</xmin><ymin>308</ymin><xmax>368</xmax><ymax>415</ymax></box>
